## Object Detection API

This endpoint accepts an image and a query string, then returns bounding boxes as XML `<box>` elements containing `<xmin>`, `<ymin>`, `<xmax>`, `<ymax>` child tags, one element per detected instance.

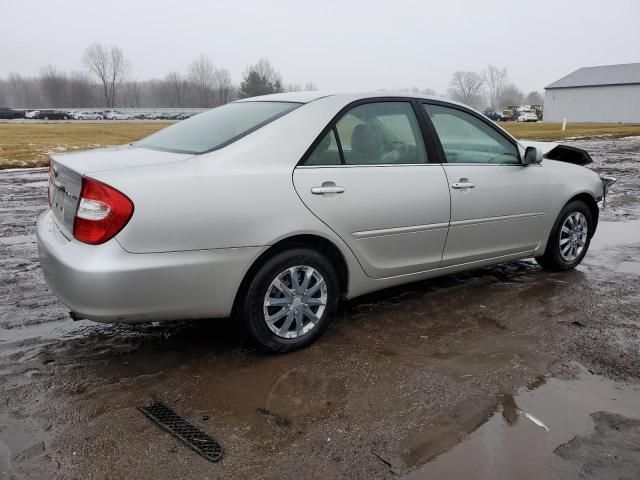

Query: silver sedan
<box><xmin>37</xmin><ymin>92</ymin><xmax>614</xmax><ymax>352</ymax></box>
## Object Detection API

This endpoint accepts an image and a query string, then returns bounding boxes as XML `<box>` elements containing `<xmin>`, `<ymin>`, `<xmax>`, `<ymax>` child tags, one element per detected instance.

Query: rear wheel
<box><xmin>239</xmin><ymin>248</ymin><xmax>340</xmax><ymax>353</ymax></box>
<box><xmin>536</xmin><ymin>200</ymin><xmax>593</xmax><ymax>271</ymax></box>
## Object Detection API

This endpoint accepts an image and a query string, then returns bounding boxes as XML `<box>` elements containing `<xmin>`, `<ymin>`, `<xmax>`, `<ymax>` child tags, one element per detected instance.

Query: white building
<box><xmin>544</xmin><ymin>63</ymin><xmax>640</xmax><ymax>123</ymax></box>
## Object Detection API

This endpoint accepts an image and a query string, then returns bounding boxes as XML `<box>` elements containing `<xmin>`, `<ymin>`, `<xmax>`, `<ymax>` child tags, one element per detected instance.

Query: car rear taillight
<box><xmin>73</xmin><ymin>177</ymin><xmax>134</xmax><ymax>245</ymax></box>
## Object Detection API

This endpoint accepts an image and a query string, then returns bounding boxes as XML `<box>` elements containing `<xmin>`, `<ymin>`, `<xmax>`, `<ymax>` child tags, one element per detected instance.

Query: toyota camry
<box><xmin>37</xmin><ymin>92</ymin><xmax>615</xmax><ymax>352</ymax></box>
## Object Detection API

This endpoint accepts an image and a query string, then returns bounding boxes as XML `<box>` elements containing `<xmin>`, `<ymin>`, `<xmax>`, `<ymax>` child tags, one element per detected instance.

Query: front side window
<box><xmin>424</xmin><ymin>104</ymin><xmax>520</xmax><ymax>164</ymax></box>
<box><xmin>138</xmin><ymin>101</ymin><xmax>299</xmax><ymax>154</ymax></box>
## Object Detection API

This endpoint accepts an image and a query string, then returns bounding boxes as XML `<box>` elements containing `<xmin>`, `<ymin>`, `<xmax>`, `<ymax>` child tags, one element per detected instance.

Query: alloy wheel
<box><xmin>263</xmin><ymin>265</ymin><xmax>327</xmax><ymax>339</ymax></box>
<box><xmin>559</xmin><ymin>212</ymin><xmax>588</xmax><ymax>261</ymax></box>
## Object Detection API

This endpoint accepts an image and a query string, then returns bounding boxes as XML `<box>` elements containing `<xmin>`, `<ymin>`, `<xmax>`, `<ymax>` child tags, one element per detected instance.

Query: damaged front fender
<box><xmin>519</xmin><ymin>141</ymin><xmax>593</xmax><ymax>165</ymax></box>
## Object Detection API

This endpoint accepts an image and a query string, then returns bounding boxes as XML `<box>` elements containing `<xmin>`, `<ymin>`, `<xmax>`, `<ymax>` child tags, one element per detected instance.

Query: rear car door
<box><xmin>293</xmin><ymin>100</ymin><xmax>450</xmax><ymax>279</ymax></box>
<box><xmin>423</xmin><ymin>102</ymin><xmax>550</xmax><ymax>266</ymax></box>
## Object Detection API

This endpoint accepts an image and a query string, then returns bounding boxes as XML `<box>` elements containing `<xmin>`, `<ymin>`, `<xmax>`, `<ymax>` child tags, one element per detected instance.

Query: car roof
<box><xmin>235</xmin><ymin>90</ymin><xmax>451</xmax><ymax>105</ymax></box>
<box><xmin>235</xmin><ymin>91</ymin><xmax>519</xmax><ymax>144</ymax></box>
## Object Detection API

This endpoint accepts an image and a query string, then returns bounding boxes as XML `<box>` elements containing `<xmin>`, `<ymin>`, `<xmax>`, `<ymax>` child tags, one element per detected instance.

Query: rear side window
<box><xmin>424</xmin><ymin>104</ymin><xmax>520</xmax><ymax>164</ymax></box>
<box><xmin>305</xmin><ymin>129</ymin><xmax>342</xmax><ymax>166</ymax></box>
<box><xmin>302</xmin><ymin>101</ymin><xmax>427</xmax><ymax>166</ymax></box>
<box><xmin>138</xmin><ymin>101</ymin><xmax>299</xmax><ymax>154</ymax></box>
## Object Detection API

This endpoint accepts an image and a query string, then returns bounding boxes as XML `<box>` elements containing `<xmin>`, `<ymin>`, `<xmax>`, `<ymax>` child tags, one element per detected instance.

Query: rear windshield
<box><xmin>138</xmin><ymin>101</ymin><xmax>300</xmax><ymax>154</ymax></box>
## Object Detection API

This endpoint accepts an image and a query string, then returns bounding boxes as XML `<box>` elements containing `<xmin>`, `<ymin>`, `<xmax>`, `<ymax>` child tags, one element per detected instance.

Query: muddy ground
<box><xmin>1</xmin><ymin>137</ymin><xmax>639</xmax><ymax>480</ymax></box>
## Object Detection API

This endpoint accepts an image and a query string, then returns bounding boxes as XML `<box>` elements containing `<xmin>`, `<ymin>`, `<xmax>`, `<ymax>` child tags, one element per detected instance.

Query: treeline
<box><xmin>0</xmin><ymin>43</ymin><xmax>542</xmax><ymax>111</ymax></box>
<box><xmin>0</xmin><ymin>43</ymin><xmax>316</xmax><ymax>109</ymax></box>
<box><xmin>447</xmin><ymin>65</ymin><xmax>543</xmax><ymax>111</ymax></box>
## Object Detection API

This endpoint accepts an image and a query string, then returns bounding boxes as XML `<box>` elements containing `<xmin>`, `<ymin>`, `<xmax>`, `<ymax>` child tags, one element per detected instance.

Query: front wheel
<box><xmin>238</xmin><ymin>248</ymin><xmax>340</xmax><ymax>353</ymax></box>
<box><xmin>536</xmin><ymin>200</ymin><xmax>593</xmax><ymax>271</ymax></box>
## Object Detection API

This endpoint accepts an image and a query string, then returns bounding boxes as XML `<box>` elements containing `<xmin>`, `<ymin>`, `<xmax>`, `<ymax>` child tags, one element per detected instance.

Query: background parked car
<box><xmin>483</xmin><ymin>110</ymin><xmax>505</xmax><ymax>122</ymax></box>
<box><xmin>517</xmin><ymin>112</ymin><xmax>539</xmax><ymax>122</ymax></box>
<box><xmin>73</xmin><ymin>111</ymin><xmax>103</xmax><ymax>120</ymax></box>
<box><xmin>0</xmin><ymin>107</ymin><xmax>24</xmax><ymax>119</ymax></box>
<box><xmin>37</xmin><ymin>110</ymin><xmax>71</xmax><ymax>120</ymax></box>
<box><xmin>25</xmin><ymin>110</ymin><xmax>41</xmax><ymax>119</ymax></box>
<box><xmin>104</xmin><ymin>111</ymin><xmax>132</xmax><ymax>120</ymax></box>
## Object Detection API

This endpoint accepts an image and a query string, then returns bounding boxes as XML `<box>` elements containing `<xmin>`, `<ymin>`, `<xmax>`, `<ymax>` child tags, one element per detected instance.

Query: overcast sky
<box><xmin>1</xmin><ymin>0</ymin><xmax>638</xmax><ymax>94</ymax></box>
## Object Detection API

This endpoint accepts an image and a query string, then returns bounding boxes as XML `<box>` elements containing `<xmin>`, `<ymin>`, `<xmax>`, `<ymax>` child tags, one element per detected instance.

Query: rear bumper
<box><xmin>36</xmin><ymin>210</ymin><xmax>265</xmax><ymax>322</ymax></box>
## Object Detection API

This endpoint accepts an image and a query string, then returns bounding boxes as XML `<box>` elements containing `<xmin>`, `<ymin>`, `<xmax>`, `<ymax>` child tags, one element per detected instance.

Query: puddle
<box><xmin>0</xmin><ymin>413</ymin><xmax>51</xmax><ymax>479</ymax></box>
<box><xmin>590</xmin><ymin>219</ymin><xmax>640</xmax><ymax>250</ymax></box>
<box><xmin>402</xmin><ymin>363</ymin><xmax>640</xmax><ymax>479</ymax></box>
<box><xmin>616</xmin><ymin>260</ymin><xmax>640</xmax><ymax>274</ymax></box>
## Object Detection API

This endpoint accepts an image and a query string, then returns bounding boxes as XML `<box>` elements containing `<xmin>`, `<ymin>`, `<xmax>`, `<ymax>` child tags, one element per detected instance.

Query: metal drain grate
<box><xmin>139</xmin><ymin>402</ymin><xmax>223</xmax><ymax>462</ymax></box>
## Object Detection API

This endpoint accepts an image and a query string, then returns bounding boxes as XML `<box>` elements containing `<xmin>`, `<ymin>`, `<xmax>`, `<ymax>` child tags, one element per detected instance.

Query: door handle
<box><xmin>451</xmin><ymin>182</ymin><xmax>476</xmax><ymax>189</ymax></box>
<box><xmin>311</xmin><ymin>184</ymin><xmax>345</xmax><ymax>195</ymax></box>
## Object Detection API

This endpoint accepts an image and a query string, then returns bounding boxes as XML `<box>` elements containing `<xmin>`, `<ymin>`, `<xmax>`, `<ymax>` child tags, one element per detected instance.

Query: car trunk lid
<box><xmin>50</xmin><ymin>144</ymin><xmax>195</xmax><ymax>175</ymax></box>
<box><xmin>48</xmin><ymin>145</ymin><xmax>195</xmax><ymax>237</ymax></box>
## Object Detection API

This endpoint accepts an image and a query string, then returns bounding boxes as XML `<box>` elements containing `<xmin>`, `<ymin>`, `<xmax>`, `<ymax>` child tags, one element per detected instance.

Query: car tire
<box><xmin>536</xmin><ymin>200</ymin><xmax>593</xmax><ymax>271</ymax></box>
<box><xmin>238</xmin><ymin>248</ymin><xmax>340</xmax><ymax>353</ymax></box>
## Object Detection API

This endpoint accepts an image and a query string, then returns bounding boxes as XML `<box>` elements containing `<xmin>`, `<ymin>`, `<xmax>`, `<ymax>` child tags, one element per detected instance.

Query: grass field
<box><xmin>500</xmin><ymin>122</ymin><xmax>640</xmax><ymax>141</ymax></box>
<box><xmin>1</xmin><ymin>121</ymin><xmax>640</xmax><ymax>169</ymax></box>
<box><xmin>0</xmin><ymin>122</ymin><xmax>170</xmax><ymax>169</ymax></box>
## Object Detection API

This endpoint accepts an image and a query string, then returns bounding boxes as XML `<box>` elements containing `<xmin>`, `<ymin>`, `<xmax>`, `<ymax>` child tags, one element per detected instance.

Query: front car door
<box><xmin>422</xmin><ymin>102</ymin><xmax>550</xmax><ymax>266</ymax></box>
<box><xmin>293</xmin><ymin>100</ymin><xmax>450</xmax><ymax>279</ymax></box>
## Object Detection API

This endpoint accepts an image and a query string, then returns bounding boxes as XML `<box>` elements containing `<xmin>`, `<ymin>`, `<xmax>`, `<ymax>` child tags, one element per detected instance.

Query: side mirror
<box><xmin>523</xmin><ymin>146</ymin><xmax>541</xmax><ymax>165</ymax></box>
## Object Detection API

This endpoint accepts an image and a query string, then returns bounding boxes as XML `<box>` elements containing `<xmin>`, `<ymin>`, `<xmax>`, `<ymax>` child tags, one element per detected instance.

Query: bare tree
<box><xmin>82</xmin><ymin>43</ymin><xmax>131</xmax><ymax>107</ymax></box>
<box><xmin>0</xmin><ymin>78</ymin><xmax>7</xmax><ymax>106</ymax></box>
<box><xmin>7</xmin><ymin>73</ymin><xmax>40</xmax><ymax>107</ymax></box>
<box><xmin>447</xmin><ymin>71</ymin><xmax>485</xmax><ymax>108</ymax></box>
<box><xmin>404</xmin><ymin>86</ymin><xmax>437</xmax><ymax>95</ymax></box>
<box><xmin>252</xmin><ymin>59</ymin><xmax>282</xmax><ymax>87</ymax></box>
<box><xmin>496</xmin><ymin>83</ymin><xmax>525</xmax><ymax>110</ymax></box>
<box><xmin>162</xmin><ymin>72</ymin><xmax>185</xmax><ymax>107</ymax></box>
<box><xmin>121</xmin><ymin>81</ymin><xmax>141</xmax><ymax>107</ymax></box>
<box><xmin>67</xmin><ymin>72</ymin><xmax>96</xmax><ymax>107</ymax></box>
<box><xmin>212</xmin><ymin>67</ymin><xmax>232</xmax><ymax>105</ymax></box>
<box><xmin>39</xmin><ymin>65</ymin><xmax>68</xmax><ymax>107</ymax></box>
<box><xmin>188</xmin><ymin>54</ymin><xmax>215</xmax><ymax>107</ymax></box>
<box><xmin>483</xmin><ymin>65</ymin><xmax>507</xmax><ymax>110</ymax></box>
<box><xmin>304</xmin><ymin>82</ymin><xmax>317</xmax><ymax>91</ymax></box>
<box><xmin>238</xmin><ymin>59</ymin><xmax>283</xmax><ymax>98</ymax></box>
<box><xmin>525</xmin><ymin>91</ymin><xmax>543</xmax><ymax>105</ymax></box>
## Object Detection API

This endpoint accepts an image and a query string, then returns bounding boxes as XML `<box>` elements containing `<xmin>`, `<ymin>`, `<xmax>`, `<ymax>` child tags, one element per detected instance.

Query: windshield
<box><xmin>138</xmin><ymin>101</ymin><xmax>300</xmax><ymax>154</ymax></box>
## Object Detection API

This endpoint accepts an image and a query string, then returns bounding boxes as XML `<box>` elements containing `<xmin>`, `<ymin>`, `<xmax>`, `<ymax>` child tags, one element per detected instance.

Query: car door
<box><xmin>293</xmin><ymin>100</ymin><xmax>451</xmax><ymax>279</ymax></box>
<box><xmin>422</xmin><ymin>102</ymin><xmax>550</xmax><ymax>266</ymax></box>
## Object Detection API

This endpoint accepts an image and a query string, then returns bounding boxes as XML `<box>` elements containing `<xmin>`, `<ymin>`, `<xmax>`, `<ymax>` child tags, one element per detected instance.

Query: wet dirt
<box><xmin>1</xmin><ymin>137</ymin><xmax>639</xmax><ymax>479</ymax></box>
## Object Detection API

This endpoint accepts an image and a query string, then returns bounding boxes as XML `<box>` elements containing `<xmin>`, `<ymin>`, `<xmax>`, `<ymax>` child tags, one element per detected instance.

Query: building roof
<box><xmin>545</xmin><ymin>63</ymin><xmax>640</xmax><ymax>89</ymax></box>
